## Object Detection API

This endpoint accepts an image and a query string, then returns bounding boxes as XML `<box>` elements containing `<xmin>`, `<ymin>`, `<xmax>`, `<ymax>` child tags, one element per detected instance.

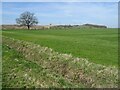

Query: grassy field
<box><xmin>0</xmin><ymin>44</ymin><xmax>1</xmax><ymax>89</ymax></box>
<box><xmin>2</xmin><ymin>28</ymin><xmax>118</xmax><ymax>88</ymax></box>
<box><xmin>3</xmin><ymin>45</ymin><xmax>85</xmax><ymax>88</ymax></box>
<box><xmin>2</xmin><ymin>28</ymin><xmax>118</xmax><ymax>66</ymax></box>
<box><xmin>2</xmin><ymin>36</ymin><xmax>118</xmax><ymax>88</ymax></box>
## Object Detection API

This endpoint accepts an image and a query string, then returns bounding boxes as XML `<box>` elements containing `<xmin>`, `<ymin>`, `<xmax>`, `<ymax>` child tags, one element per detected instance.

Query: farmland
<box><xmin>2</xmin><ymin>28</ymin><xmax>118</xmax><ymax>88</ymax></box>
<box><xmin>3</xmin><ymin>28</ymin><xmax>118</xmax><ymax>66</ymax></box>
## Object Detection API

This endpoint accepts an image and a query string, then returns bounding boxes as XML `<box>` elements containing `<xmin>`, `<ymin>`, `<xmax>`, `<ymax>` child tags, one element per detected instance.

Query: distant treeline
<box><xmin>1</xmin><ymin>24</ymin><xmax>107</xmax><ymax>30</ymax></box>
<box><xmin>82</xmin><ymin>24</ymin><xmax>107</xmax><ymax>28</ymax></box>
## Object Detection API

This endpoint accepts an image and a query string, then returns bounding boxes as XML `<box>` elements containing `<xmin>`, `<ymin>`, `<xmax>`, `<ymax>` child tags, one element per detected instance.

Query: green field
<box><xmin>0</xmin><ymin>44</ymin><xmax>1</xmax><ymax>89</ymax></box>
<box><xmin>2</xmin><ymin>28</ymin><xmax>118</xmax><ymax>66</ymax></box>
<box><xmin>2</xmin><ymin>28</ymin><xmax>118</xmax><ymax>88</ymax></box>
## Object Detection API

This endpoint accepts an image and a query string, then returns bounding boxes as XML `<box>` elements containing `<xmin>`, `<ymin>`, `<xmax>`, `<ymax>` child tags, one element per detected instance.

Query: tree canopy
<box><xmin>16</xmin><ymin>11</ymin><xmax>38</xmax><ymax>29</ymax></box>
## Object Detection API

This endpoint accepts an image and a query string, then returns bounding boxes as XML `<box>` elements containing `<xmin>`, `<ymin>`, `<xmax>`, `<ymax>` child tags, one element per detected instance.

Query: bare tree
<box><xmin>16</xmin><ymin>11</ymin><xmax>38</xmax><ymax>29</ymax></box>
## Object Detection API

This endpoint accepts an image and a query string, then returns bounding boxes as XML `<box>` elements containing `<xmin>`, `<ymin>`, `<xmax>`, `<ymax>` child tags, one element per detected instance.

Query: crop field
<box><xmin>2</xmin><ymin>28</ymin><xmax>118</xmax><ymax>88</ymax></box>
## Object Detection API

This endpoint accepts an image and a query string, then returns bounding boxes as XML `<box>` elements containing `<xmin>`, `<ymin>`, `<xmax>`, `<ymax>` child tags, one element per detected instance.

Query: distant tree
<box><xmin>16</xmin><ymin>11</ymin><xmax>38</xmax><ymax>29</ymax></box>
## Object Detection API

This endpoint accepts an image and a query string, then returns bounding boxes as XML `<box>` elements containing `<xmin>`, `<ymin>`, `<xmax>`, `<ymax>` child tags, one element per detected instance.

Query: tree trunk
<box><xmin>27</xmin><ymin>25</ymin><xmax>30</xmax><ymax>30</ymax></box>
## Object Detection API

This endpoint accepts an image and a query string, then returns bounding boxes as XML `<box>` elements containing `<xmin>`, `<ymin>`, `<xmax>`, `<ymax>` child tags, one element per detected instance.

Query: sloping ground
<box><xmin>3</xmin><ymin>45</ymin><xmax>84</xmax><ymax>88</ymax></box>
<box><xmin>2</xmin><ymin>36</ymin><xmax>118</xmax><ymax>88</ymax></box>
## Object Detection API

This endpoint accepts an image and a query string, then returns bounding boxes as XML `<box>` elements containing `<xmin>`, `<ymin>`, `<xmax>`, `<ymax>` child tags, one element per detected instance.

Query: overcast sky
<box><xmin>2</xmin><ymin>2</ymin><xmax>118</xmax><ymax>28</ymax></box>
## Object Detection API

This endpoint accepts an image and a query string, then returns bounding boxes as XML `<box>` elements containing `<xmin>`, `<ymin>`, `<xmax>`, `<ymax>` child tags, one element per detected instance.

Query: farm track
<box><xmin>2</xmin><ymin>36</ymin><xmax>118</xmax><ymax>88</ymax></box>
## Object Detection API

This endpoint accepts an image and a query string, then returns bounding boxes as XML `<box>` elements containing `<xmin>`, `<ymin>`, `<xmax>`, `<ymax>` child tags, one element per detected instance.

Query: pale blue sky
<box><xmin>2</xmin><ymin>2</ymin><xmax>118</xmax><ymax>28</ymax></box>
<box><xmin>2</xmin><ymin>0</ymin><xmax>120</xmax><ymax>2</ymax></box>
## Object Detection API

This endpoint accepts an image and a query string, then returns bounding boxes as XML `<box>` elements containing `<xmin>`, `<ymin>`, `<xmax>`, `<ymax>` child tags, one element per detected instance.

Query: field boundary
<box><xmin>2</xmin><ymin>36</ymin><xmax>118</xmax><ymax>88</ymax></box>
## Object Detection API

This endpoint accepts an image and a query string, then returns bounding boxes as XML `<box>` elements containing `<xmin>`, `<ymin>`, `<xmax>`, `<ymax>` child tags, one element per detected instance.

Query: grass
<box><xmin>0</xmin><ymin>30</ymin><xmax>2</xmax><ymax>89</ymax></box>
<box><xmin>2</xmin><ymin>45</ymin><xmax>85</xmax><ymax>88</ymax></box>
<box><xmin>2</xmin><ymin>37</ymin><xmax>118</xmax><ymax>88</ymax></box>
<box><xmin>2</xmin><ymin>28</ymin><xmax>118</xmax><ymax>66</ymax></box>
